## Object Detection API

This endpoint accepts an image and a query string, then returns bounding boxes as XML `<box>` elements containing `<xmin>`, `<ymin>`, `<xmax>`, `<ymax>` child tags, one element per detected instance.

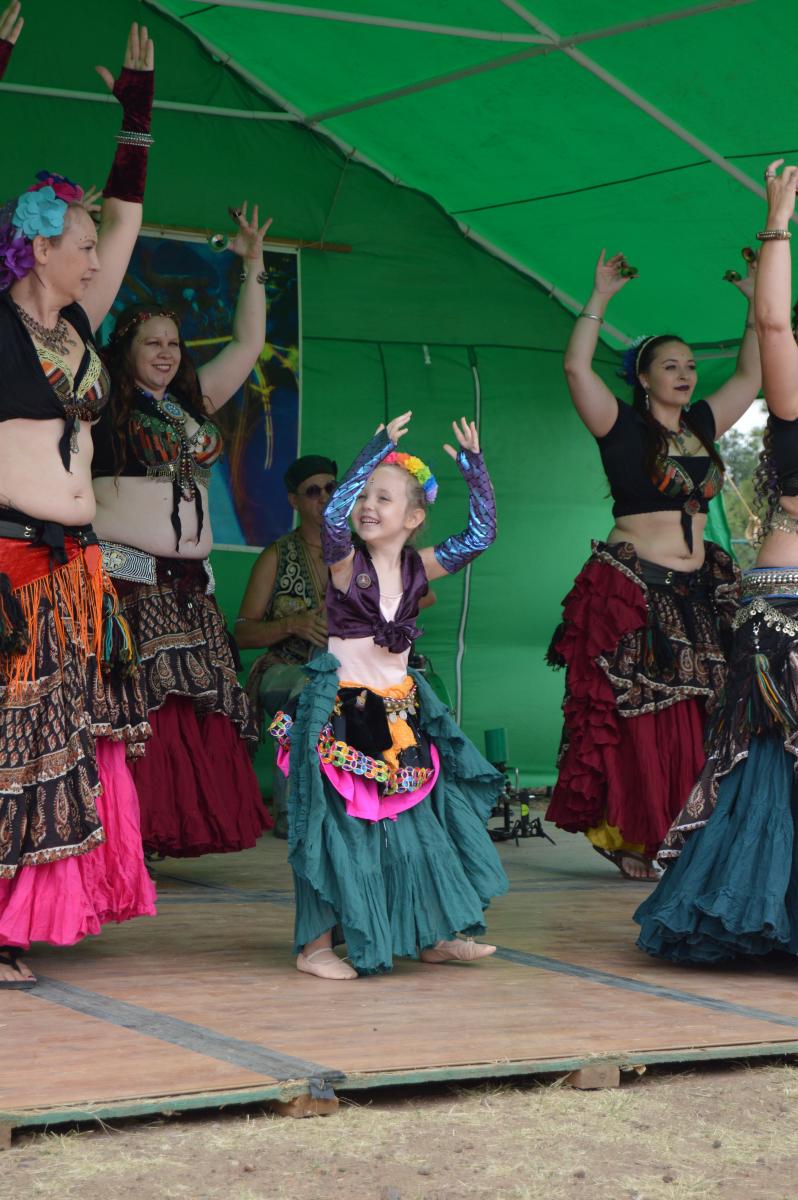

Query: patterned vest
<box><xmin>261</xmin><ymin>530</ymin><xmax>325</xmax><ymax>667</ymax></box>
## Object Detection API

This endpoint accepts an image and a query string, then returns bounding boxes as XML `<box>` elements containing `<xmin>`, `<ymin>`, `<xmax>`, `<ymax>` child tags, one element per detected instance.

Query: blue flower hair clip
<box><xmin>619</xmin><ymin>334</ymin><xmax>656</xmax><ymax>387</ymax></box>
<box><xmin>12</xmin><ymin>186</ymin><xmax>67</xmax><ymax>240</ymax></box>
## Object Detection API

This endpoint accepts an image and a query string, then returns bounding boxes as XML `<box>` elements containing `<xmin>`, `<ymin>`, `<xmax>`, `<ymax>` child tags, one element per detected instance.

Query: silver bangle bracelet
<box><xmin>578</xmin><ymin>311</ymin><xmax>603</xmax><ymax>323</ymax></box>
<box><xmin>115</xmin><ymin>131</ymin><xmax>154</xmax><ymax>147</ymax></box>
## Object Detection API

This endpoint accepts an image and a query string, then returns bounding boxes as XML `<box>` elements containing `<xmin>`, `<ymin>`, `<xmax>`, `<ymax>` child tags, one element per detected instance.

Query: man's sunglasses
<box><xmin>299</xmin><ymin>481</ymin><xmax>337</xmax><ymax>499</ymax></box>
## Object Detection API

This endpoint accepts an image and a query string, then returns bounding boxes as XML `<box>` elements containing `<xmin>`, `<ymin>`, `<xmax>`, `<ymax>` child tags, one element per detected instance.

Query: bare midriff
<box><xmin>0</xmin><ymin>417</ymin><xmax>97</xmax><ymax>525</ymax></box>
<box><xmin>93</xmin><ymin>474</ymin><xmax>212</xmax><ymax>559</ymax></box>
<box><xmin>754</xmin><ymin>493</ymin><xmax>798</xmax><ymax>569</ymax></box>
<box><xmin>606</xmin><ymin>510</ymin><xmax>708</xmax><ymax>572</ymax></box>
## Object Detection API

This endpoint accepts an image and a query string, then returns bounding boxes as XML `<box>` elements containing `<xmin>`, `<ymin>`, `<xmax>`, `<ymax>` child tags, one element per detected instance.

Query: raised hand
<box><xmin>227</xmin><ymin>202</ymin><xmax>274</xmax><ymax>261</ymax></box>
<box><xmin>764</xmin><ymin>158</ymin><xmax>798</xmax><ymax>227</ymax></box>
<box><xmin>443</xmin><ymin>416</ymin><xmax>479</xmax><ymax>460</ymax></box>
<box><xmin>593</xmin><ymin>249</ymin><xmax>636</xmax><ymax>299</ymax></box>
<box><xmin>0</xmin><ymin>1</ymin><xmax>23</xmax><ymax>44</ymax></box>
<box><xmin>728</xmin><ymin>246</ymin><xmax>757</xmax><ymax>300</ymax></box>
<box><xmin>377</xmin><ymin>411</ymin><xmax>412</xmax><ymax>443</ymax></box>
<box><xmin>81</xmin><ymin>185</ymin><xmax>103</xmax><ymax>217</ymax></box>
<box><xmin>96</xmin><ymin>21</ymin><xmax>154</xmax><ymax>93</ymax></box>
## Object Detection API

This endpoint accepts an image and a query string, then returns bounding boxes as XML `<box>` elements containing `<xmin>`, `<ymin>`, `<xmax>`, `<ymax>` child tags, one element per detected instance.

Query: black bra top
<box><xmin>597</xmin><ymin>395</ymin><xmax>720</xmax><ymax>500</ymax></box>
<box><xmin>769</xmin><ymin>412</ymin><xmax>798</xmax><ymax>496</ymax></box>
<box><xmin>0</xmin><ymin>292</ymin><xmax>110</xmax><ymax>472</ymax></box>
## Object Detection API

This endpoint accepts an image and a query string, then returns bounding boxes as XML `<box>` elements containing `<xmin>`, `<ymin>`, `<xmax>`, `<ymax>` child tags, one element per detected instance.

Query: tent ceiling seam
<box><xmin>496</xmin><ymin>0</ymin><xmax>789</xmax><ymax>221</ymax></box>
<box><xmin>0</xmin><ymin>81</ymin><xmax>297</xmax><ymax>121</ymax></box>
<box><xmin>302</xmin><ymin>0</ymin><xmax>754</xmax><ymax>123</ymax></box>
<box><xmin>178</xmin><ymin>0</ymin><xmax>547</xmax><ymax>44</ymax></box>
<box><xmin>143</xmin><ymin>0</ymin><xmax>633</xmax><ymax>345</ymax></box>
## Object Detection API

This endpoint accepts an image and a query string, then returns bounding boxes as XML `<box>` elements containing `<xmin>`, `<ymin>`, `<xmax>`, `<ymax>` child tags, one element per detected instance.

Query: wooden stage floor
<box><xmin>4</xmin><ymin>822</ymin><xmax>798</xmax><ymax>1136</ymax></box>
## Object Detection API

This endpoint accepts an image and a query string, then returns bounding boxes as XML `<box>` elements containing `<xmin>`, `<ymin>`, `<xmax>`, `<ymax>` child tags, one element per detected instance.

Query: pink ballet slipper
<box><xmin>296</xmin><ymin>948</ymin><xmax>358</xmax><ymax>980</ymax></box>
<box><xmin>420</xmin><ymin>938</ymin><xmax>497</xmax><ymax>964</ymax></box>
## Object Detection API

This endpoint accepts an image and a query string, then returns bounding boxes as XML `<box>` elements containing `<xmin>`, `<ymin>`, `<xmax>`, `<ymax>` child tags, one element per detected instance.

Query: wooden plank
<box><xmin>5</xmin><ymin>833</ymin><xmax>798</xmax><ymax>1135</ymax></box>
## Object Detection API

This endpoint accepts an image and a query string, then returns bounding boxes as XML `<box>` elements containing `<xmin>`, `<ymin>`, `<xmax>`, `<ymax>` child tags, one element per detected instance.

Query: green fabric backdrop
<box><xmin>2</xmin><ymin>0</ymin><xmax>760</xmax><ymax>781</ymax></box>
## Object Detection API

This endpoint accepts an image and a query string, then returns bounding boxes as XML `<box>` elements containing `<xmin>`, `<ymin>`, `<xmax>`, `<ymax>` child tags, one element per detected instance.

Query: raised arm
<box><xmin>81</xmin><ymin>23</ymin><xmax>154</xmax><ymax>332</ymax></box>
<box><xmin>754</xmin><ymin>159</ymin><xmax>798</xmax><ymax>421</ymax></box>
<box><xmin>564</xmin><ymin>249</ymin><xmax>635</xmax><ymax>438</ymax></box>
<box><xmin>322</xmin><ymin>412</ymin><xmax>410</xmax><ymax>591</ymax></box>
<box><xmin>0</xmin><ymin>1</ymin><xmax>23</xmax><ymax>77</ymax></box>
<box><xmin>704</xmin><ymin>250</ymin><xmax>762</xmax><ymax>435</ymax></box>
<box><xmin>198</xmin><ymin>203</ymin><xmax>274</xmax><ymax>413</ymax></box>
<box><xmin>420</xmin><ymin>418</ymin><xmax>496</xmax><ymax>582</ymax></box>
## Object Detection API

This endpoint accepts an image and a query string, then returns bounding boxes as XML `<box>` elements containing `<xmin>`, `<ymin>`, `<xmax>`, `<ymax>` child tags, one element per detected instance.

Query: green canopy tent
<box><xmin>1</xmin><ymin>0</ymin><xmax>788</xmax><ymax>779</ymax></box>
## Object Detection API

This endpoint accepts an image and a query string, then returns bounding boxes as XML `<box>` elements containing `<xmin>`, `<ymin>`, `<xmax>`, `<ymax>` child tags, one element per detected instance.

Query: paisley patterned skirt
<box><xmin>103</xmin><ymin>544</ymin><xmax>270</xmax><ymax>856</ymax></box>
<box><xmin>546</xmin><ymin>540</ymin><xmax>739</xmax><ymax>858</ymax></box>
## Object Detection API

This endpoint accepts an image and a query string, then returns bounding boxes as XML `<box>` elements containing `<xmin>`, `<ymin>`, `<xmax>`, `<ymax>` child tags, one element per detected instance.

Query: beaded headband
<box><xmin>111</xmin><ymin>308</ymin><xmax>181</xmax><ymax>342</ymax></box>
<box><xmin>383</xmin><ymin>451</ymin><xmax>438</xmax><ymax>504</ymax></box>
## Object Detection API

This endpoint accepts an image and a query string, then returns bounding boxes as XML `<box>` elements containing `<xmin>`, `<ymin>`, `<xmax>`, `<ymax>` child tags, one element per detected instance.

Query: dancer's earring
<box><xmin>644</xmin><ymin>389</ymin><xmax>650</xmax><ymax>411</ymax></box>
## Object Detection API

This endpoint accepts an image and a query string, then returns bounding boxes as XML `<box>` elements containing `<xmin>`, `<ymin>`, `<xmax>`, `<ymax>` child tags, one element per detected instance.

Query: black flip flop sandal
<box><xmin>592</xmin><ymin>846</ymin><xmax>662</xmax><ymax>881</ymax></box>
<box><xmin>0</xmin><ymin>946</ymin><xmax>36</xmax><ymax>989</ymax></box>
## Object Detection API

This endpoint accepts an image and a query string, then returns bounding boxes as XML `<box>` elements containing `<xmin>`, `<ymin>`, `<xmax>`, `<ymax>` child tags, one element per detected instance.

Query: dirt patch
<box><xmin>3</xmin><ymin>1059</ymin><xmax>798</xmax><ymax>1200</ymax></box>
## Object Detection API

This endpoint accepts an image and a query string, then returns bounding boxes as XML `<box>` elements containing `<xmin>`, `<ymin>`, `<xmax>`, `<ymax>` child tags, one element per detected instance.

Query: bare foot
<box><xmin>617</xmin><ymin>855</ymin><xmax>660</xmax><ymax>882</ymax></box>
<box><xmin>0</xmin><ymin>946</ymin><xmax>36</xmax><ymax>988</ymax></box>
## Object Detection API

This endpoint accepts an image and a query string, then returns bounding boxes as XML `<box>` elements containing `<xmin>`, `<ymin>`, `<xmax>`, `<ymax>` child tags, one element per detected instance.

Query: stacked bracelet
<box><xmin>578</xmin><ymin>311</ymin><xmax>603</xmax><ymax>323</ymax></box>
<box><xmin>756</xmin><ymin>229</ymin><xmax>792</xmax><ymax>241</ymax></box>
<box><xmin>115</xmin><ymin>131</ymin><xmax>154</xmax><ymax>147</ymax></box>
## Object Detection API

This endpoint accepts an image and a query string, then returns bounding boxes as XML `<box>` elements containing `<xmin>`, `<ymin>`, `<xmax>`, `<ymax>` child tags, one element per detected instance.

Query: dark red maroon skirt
<box><xmin>545</xmin><ymin>540</ymin><xmax>738</xmax><ymax>858</ymax></box>
<box><xmin>109</xmin><ymin>553</ymin><xmax>271</xmax><ymax>857</ymax></box>
<box><xmin>131</xmin><ymin>695</ymin><xmax>269</xmax><ymax>857</ymax></box>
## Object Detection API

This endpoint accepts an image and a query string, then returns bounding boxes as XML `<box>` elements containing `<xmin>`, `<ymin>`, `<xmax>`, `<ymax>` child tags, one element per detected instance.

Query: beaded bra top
<box><xmin>597</xmin><ymin>398</ymin><xmax>723</xmax><ymax>552</ymax></box>
<box><xmin>126</xmin><ymin>394</ymin><xmax>223</xmax><ymax>493</ymax></box>
<box><xmin>92</xmin><ymin>388</ymin><xmax>223</xmax><ymax>551</ymax></box>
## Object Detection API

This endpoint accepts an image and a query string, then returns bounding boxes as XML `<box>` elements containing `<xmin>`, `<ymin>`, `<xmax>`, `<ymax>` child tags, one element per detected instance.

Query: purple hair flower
<box><xmin>0</xmin><ymin>223</ymin><xmax>35</xmax><ymax>290</ymax></box>
<box><xmin>12</xmin><ymin>187</ymin><xmax>67</xmax><ymax>239</ymax></box>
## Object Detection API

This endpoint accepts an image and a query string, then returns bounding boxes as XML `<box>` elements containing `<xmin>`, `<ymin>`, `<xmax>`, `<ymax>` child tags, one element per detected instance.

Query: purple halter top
<box><xmin>326</xmin><ymin>546</ymin><xmax>429</xmax><ymax>654</ymax></box>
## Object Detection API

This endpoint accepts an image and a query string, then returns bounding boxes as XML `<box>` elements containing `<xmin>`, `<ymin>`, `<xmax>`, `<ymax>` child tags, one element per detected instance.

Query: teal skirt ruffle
<box><xmin>635</xmin><ymin>735</ymin><xmax>798</xmax><ymax>963</ymax></box>
<box><xmin>286</xmin><ymin>653</ymin><xmax>508</xmax><ymax>974</ymax></box>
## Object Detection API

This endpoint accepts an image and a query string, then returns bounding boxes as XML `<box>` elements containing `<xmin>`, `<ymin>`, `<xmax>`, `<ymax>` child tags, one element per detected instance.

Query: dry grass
<box><xmin>3</xmin><ymin>1059</ymin><xmax>798</xmax><ymax>1200</ymax></box>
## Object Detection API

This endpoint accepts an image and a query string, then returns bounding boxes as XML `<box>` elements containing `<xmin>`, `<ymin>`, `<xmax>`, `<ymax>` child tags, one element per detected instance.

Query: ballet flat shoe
<box><xmin>420</xmin><ymin>939</ymin><xmax>497</xmax><ymax>964</ymax></box>
<box><xmin>296</xmin><ymin>948</ymin><xmax>358</xmax><ymax>980</ymax></box>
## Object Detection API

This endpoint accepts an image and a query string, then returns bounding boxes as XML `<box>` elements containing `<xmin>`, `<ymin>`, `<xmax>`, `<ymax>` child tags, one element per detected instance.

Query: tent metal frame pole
<box><xmin>177</xmin><ymin>1</ymin><xmax>546</xmax><ymax>44</ymax></box>
<box><xmin>0</xmin><ymin>81</ymin><xmax>297</xmax><ymax>120</ymax></box>
<box><xmin>303</xmin><ymin>1</ymin><xmax>751</xmax><ymax>122</ymax></box>
<box><xmin>143</xmin><ymin>0</ymin><xmax>633</xmax><ymax>341</ymax></box>
<box><xmin>496</xmin><ymin>1</ymin><xmax>783</xmax><ymax>217</ymax></box>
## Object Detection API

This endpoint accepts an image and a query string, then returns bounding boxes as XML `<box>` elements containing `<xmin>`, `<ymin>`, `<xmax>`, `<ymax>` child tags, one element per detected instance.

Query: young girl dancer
<box><xmin>270</xmin><ymin>411</ymin><xmax>508</xmax><ymax>979</ymax></box>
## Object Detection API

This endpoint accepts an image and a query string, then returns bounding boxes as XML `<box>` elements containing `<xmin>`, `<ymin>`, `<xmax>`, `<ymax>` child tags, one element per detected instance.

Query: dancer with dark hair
<box><xmin>91</xmin><ymin>203</ymin><xmax>273</xmax><ymax>859</ymax></box>
<box><xmin>546</xmin><ymin>250</ymin><xmax>761</xmax><ymax>880</ymax></box>
<box><xmin>0</xmin><ymin>9</ymin><xmax>157</xmax><ymax>987</ymax></box>
<box><xmin>269</xmin><ymin>412</ymin><xmax>507</xmax><ymax>979</ymax></box>
<box><xmin>636</xmin><ymin>161</ymin><xmax>798</xmax><ymax>960</ymax></box>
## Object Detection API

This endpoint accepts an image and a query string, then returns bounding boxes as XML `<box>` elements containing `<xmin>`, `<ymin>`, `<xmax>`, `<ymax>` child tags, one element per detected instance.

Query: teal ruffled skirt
<box><xmin>286</xmin><ymin>654</ymin><xmax>508</xmax><ymax>975</ymax></box>
<box><xmin>635</xmin><ymin>735</ymin><xmax>798</xmax><ymax>962</ymax></box>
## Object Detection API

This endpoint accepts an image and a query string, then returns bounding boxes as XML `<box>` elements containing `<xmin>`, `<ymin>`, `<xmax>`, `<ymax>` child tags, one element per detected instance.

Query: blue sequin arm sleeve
<box><xmin>433</xmin><ymin>449</ymin><xmax>497</xmax><ymax>574</ymax></box>
<box><xmin>321</xmin><ymin>428</ymin><xmax>394</xmax><ymax>565</ymax></box>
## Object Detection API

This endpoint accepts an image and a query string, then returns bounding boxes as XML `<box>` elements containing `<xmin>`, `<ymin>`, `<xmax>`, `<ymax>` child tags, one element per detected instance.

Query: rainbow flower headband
<box><xmin>384</xmin><ymin>451</ymin><xmax>438</xmax><ymax>504</ymax></box>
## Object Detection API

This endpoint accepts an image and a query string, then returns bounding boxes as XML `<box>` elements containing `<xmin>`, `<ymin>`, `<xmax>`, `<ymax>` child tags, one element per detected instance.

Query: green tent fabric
<box><xmin>1</xmin><ymin>0</ymin><xmax>768</xmax><ymax>780</ymax></box>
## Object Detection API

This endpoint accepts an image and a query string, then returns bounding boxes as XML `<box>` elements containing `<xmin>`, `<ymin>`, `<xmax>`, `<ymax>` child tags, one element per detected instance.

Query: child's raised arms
<box><xmin>420</xmin><ymin>417</ymin><xmax>496</xmax><ymax>582</ymax></box>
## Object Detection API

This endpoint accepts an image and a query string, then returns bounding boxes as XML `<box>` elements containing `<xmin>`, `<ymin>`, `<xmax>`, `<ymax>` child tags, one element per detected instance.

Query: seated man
<box><xmin>237</xmin><ymin>455</ymin><xmax>336</xmax><ymax>837</ymax></box>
